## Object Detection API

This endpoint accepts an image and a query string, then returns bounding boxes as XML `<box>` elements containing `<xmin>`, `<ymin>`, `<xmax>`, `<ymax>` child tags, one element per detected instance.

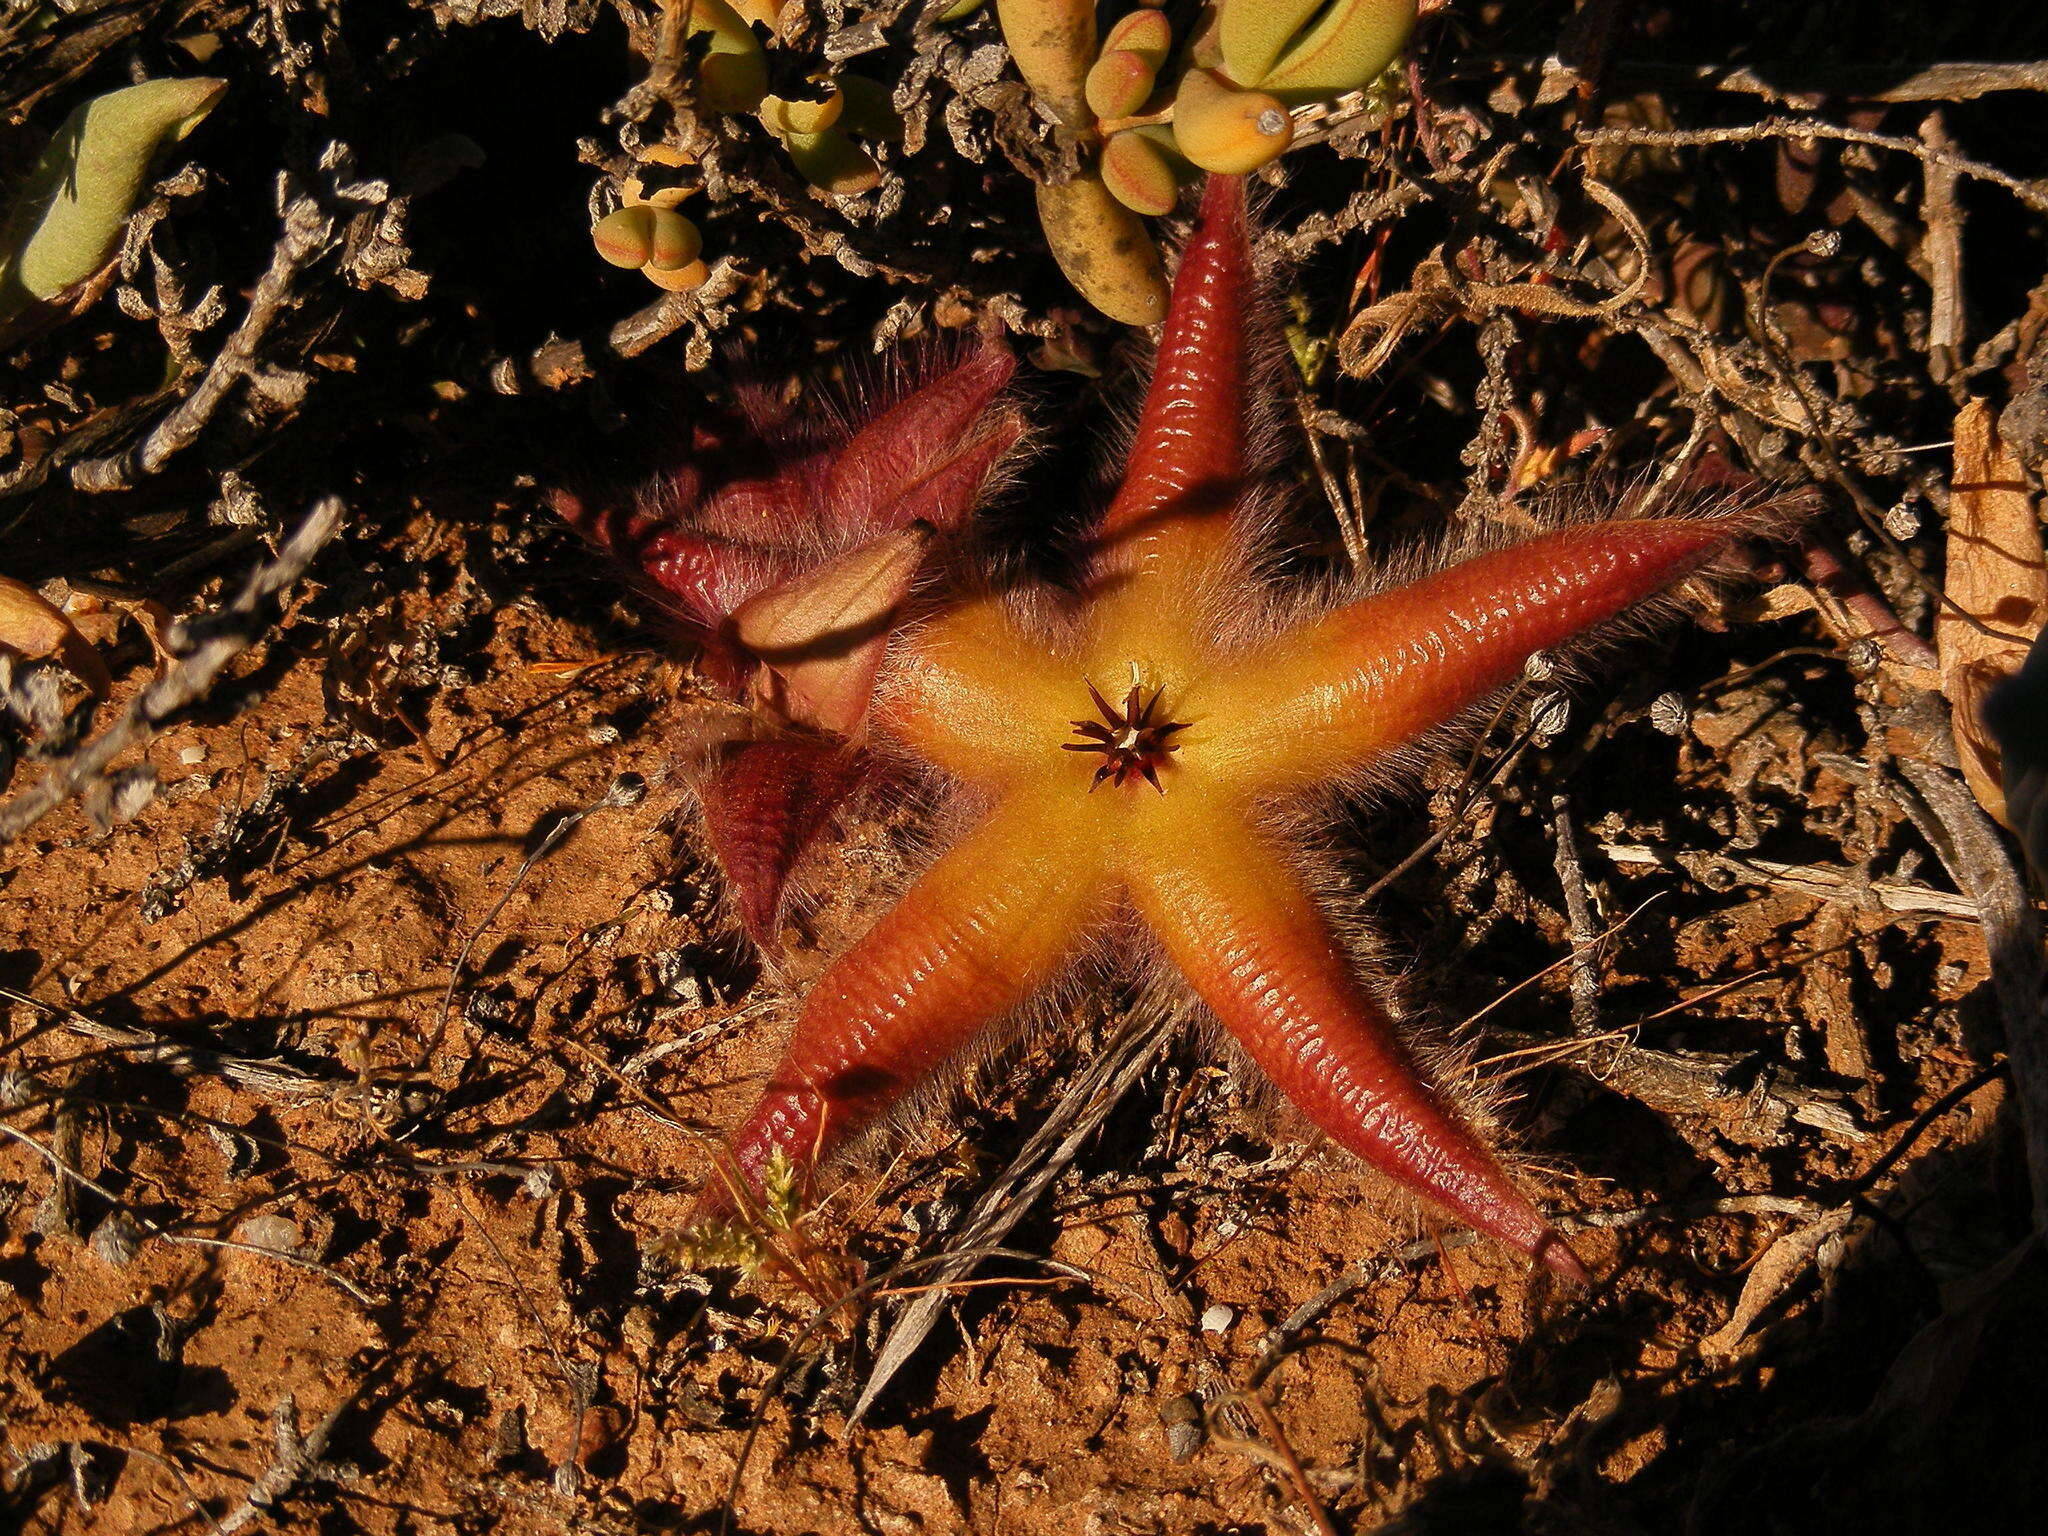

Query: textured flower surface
<box><xmin>582</xmin><ymin>175</ymin><xmax>1779</xmax><ymax>1280</ymax></box>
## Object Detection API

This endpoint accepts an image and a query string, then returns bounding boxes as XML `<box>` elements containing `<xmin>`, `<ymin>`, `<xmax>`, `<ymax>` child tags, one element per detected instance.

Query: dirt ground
<box><xmin>3</xmin><ymin>517</ymin><xmax>2039</xmax><ymax>1535</ymax></box>
<box><xmin>6</xmin><ymin>3</ymin><xmax>2048</xmax><ymax>1535</ymax></box>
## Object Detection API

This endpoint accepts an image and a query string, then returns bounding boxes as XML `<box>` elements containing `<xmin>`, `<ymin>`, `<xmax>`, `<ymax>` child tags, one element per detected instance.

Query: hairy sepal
<box><xmin>697</xmin><ymin>736</ymin><xmax>872</xmax><ymax>949</ymax></box>
<box><xmin>551</xmin><ymin>343</ymin><xmax>1027</xmax><ymax>713</ymax></box>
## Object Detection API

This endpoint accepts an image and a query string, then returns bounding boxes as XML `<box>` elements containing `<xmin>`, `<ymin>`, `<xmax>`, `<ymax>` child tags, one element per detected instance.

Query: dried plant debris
<box><xmin>2</xmin><ymin>2</ymin><xmax>2048</xmax><ymax>1534</ymax></box>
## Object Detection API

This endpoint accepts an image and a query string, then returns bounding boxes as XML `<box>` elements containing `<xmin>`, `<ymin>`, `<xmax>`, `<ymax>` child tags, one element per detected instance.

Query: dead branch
<box><xmin>487</xmin><ymin>270</ymin><xmax>742</xmax><ymax>392</ymax></box>
<box><xmin>846</xmin><ymin>999</ymin><xmax>1177</xmax><ymax>1427</ymax></box>
<box><xmin>205</xmin><ymin>1392</ymin><xmax>360</xmax><ymax>1536</ymax></box>
<box><xmin>1488</xmin><ymin>1026</ymin><xmax>1871</xmax><ymax>1143</ymax></box>
<box><xmin>65</xmin><ymin>188</ymin><xmax>334</xmax><ymax>494</ymax></box>
<box><xmin>1491</xmin><ymin>55</ymin><xmax>2048</xmax><ymax>107</ymax></box>
<box><xmin>1889</xmin><ymin>757</ymin><xmax>2048</xmax><ymax>1239</ymax></box>
<box><xmin>1595</xmin><ymin>841</ymin><xmax>1980</xmax><ymax>921</ymax></box>
<box><xmin>0</xmin><ymin>496</ymin><xmax>343</xmax><ymax>847</ymax></box>
<box><xmin>1577</xmin><ymin>117</ymin><xmax>2048</xmax><ymax>218</ymax></box>
<box><xmin>0</xmin><ymin>983</ymin><xmax>340</xmax><ymax>1102</ymax></box>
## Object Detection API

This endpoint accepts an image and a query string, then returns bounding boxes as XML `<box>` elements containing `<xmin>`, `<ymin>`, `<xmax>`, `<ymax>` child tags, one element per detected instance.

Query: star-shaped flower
<box><xmin>597</xmin><ymin>176</ymin><xmax>1773</xmax><ymax>1280</ymax></box>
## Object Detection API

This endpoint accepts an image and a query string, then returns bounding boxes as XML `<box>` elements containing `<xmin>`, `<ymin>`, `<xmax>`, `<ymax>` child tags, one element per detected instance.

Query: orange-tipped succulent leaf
<box><xmin>1172</xmin><ymin>69</ymin><xmax>1293</xmax><ymax>176</ymax></box>
<box><xmin>1085</xmin><ymin>49</ymin><xmax>1158</xmax><ymax>121</ymax></box>
<box><xmin>1102</xmin><ymin>129</ymin><xmax>1186</xmax><ymax>217</ymax></box>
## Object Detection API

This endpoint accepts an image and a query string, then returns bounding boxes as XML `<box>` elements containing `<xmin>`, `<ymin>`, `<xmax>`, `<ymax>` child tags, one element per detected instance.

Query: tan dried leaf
<box><xmin>1940</xmin><ymin>401</ymin><xmax>2048</xmax><ymax>827</ymax></box>
<box><xmin>731</xmin><ymin>524</ymin><xmax>933</xmax><ymax>736</ymax></box>
<box><xmin>1700</xmin><ymin>1206</ymin><xmax>1854</xmax><ymax>1357</ymax></box>
<box><xmin>0</xmin><ymin>575</ymin><xmax>113</xmax><ymax>695</ymax></box>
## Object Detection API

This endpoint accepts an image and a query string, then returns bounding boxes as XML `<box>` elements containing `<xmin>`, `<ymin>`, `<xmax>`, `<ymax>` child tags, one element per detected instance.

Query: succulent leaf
<box><xmin>1217</xmin><ymin>0</ymin><xmax>1324</xmax><ymax>87</ymax></box>
<box><xmin>1084</xmin><ymin>49</ymin><xmax>1158</xmax><ymax>122</ymax></box>
<box><xmin>1257</xmin><ymin>0</ymin><xmax>1416</xmax><ymax>106</ymax></box>
<box><xmin>773</xmin><ymin>125</ymin><xmax>882</xmax><ymax>195</ymax></box>
<box><xmin>1034</xmin><ymin>169</ymin><xmax>1169</xmax><ymax>325</ymax></box>
<box><xmin>1171</xmin><ymin>69</ymin><xmax>1292</xmax><ymax>175</ymax></box>
<box><xmin>646</xmin><ymin>207</ymin><xmax>704</xmax><ymax>271</ymax></box>
<box><xmin>835</xmin><ymin>74</ymin><xmax>905</xmax><ymax>143</ymax></box>
<box><xmin>1103</xmin><ymin>7</ymin><xmax>1174</xmax><ymax>65</ymax></box>
<box><xmin>0</xmin><ymin>77</ymin><xmax>226</xmax><ymax>322</ymax></box>
<box><xmin>1101</xmin><ymin>128</ymin><xmax>1186</xmax><ymax>217</ymax></box>
<box><xmin>686</xmin><ymin>0</ymin><xmax>770</xmax><ymax>113</ymax></box>
<box><xmin>760</xmin><ymin>85</ymin><xmax>844</xmax><ymax>136</ymax></box>
<box><xmin>644</xmin><ymin>258</ymin><xmax>712</xmax><ymax>292</ymax></box>
<box><xmin>994</xmin><ymin>0</ymin><xmax>1098</xmax><ymax>129</ymax></box>
<box><xmin>593</xmin><ymin>205</ymin><xmax>657</xmax><ymax>267</ymax></box>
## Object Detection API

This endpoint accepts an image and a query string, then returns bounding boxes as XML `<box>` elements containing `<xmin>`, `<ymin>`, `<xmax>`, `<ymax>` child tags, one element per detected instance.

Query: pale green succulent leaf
<box><xmin>686</xmin><ymin>0</ymin><xmax>770</xmax><ymax>112</ymax></box>
<box><xmin>1218</xmin><ymin>0</ymin><xmax>1327</xmax><ymax>88</ymax></box>
<box><xmin>1259</xmin><ymin>0</ymin><xmax>1416</xmax><ymax>106</ymax></box>
<box><xmin>0</xmin><ymin>76</ymin><xmax>226</xmax><ymax>321</ymax></box>
<box><xmin>775</xmin><ymin>126</ymin><xmax>881</xmax><ymax>196</ymax></box>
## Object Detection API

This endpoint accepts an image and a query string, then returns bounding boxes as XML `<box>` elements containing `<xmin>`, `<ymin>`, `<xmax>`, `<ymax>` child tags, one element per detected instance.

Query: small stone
<box><xmin>90</xmin><ymin>1213</ymin><xmax>144</xmax><ymax>1266</ymax></box>
<box><xmin>1199</xmin><ymin>1303</ymin><xmax>1235</xmax><ymax>1334</ymax></box>
<box><xmin>233</xmin><ymin>1214</ymin><xmax>303</xmax><ymax>1255</ymax></box>
<box><xmin>1158</xmin><ymin>1392</ymin><xmax>1205</xmax><ymax>1461</ymax></box>
<box><xmin>522</xmin><ymin>1165</ymin><xmax>559</xmax><ymax>1200</ymax></box>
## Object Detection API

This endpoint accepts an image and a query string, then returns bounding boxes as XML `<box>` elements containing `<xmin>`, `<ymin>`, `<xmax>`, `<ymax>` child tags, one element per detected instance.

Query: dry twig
<box><xmin>847</xmin><ymin>999</ymin><xmax>1177</xmax><ymax>1426</ymax></box>
<box><xmin>0</xmin><ymin>496</ymin><xmax>343</xmax><ymax>846</ymax></box>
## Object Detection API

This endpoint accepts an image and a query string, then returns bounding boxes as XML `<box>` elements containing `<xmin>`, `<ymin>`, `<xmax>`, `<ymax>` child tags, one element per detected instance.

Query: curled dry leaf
<box><xmin>1983</xmin><ymin>626</ymin><xmax>2048</xmax><ymax>874</ymax></box>
<box><xmin>1700</xmin><ymin>1206</ymin><xmax>1855</xmax><ymax>1356</ymax></box>
<box><xmin>0</xmin><ymin>577</ymin><xmax>113</xmax><ymax>696</ymax></box>
<box><xmin>1940</xmin><ymin>401</ymin><xmax>2048</xmax><ymax>828</ymax></box>
<box><xmin>730</xmin><ymin>522</ymin><xmax>933</xmax><ymax>735</ymax></box>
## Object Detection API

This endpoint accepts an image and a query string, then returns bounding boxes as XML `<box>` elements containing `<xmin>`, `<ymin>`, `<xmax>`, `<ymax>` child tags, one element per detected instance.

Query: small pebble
<box><xmin>232</xmin><ymin>1215</ymin><xmax>303</xmax><ymax>1255</ymax></box>
<box><xmin>1199</xmin><ymin>1303</ymin><xmax>1235</xmax><ymax>1334</ymax></box>
<box><xmin>90</xmin><ymin>1214</ymin><xmax>143</xmax><ymax>1266</ymax></box>
<box><xmin>178</xmin><ymin>744</ymin><xmax>206</xmax><ymax>765</ymax></box>
<box><xmin>1158</xmin><ymin>1392</ymin><xmax>1205</xmax><ymax>1462</ymax></box>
